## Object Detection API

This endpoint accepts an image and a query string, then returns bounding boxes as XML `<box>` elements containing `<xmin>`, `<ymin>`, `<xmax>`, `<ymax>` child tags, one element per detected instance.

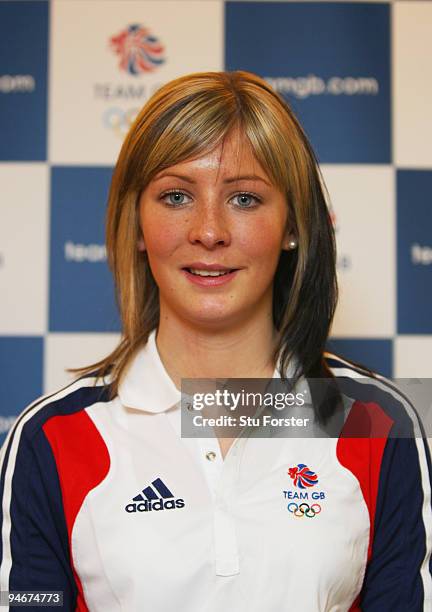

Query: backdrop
<box><xmin>1</xmin><ymin>0</ymin><xmax>431</xmax><ymax>443</ymax></box>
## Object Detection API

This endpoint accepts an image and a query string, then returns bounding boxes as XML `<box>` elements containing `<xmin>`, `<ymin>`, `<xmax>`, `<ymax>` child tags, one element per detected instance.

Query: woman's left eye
<box><xmin>160</xmin><ymin>191</ymin><xmax>192</xmax><ymax>206</ymax></box>
<box><xmin>231</xmin><ymin>193</ymin><xmax>261</xmax><ymax>208</ymax></box>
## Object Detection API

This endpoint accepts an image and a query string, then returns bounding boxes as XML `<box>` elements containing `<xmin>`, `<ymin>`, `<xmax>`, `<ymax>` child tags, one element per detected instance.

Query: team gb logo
<box><xmin>288</xmin><ymin>464</ymin><xmax>318</xmax><ymax>489</ymax></box>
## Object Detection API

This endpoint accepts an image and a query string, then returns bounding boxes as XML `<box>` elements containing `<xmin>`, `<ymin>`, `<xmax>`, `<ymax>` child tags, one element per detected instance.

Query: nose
<box><xmin>187</xmin><ymin>203</ymin><xmax>231</xmax><ymax>249</ymax></box>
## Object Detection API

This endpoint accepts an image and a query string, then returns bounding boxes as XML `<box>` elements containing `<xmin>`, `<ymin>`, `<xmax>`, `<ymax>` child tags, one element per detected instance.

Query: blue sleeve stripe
<box><xmin>327</xmin><ymin>359</ymin><xmax>432</xmax><ymax>607</ymax></box>
<box><xmin>0</xmin><ymin>373</ymin><xmax>111</xmax><ymax>593</ymax></box>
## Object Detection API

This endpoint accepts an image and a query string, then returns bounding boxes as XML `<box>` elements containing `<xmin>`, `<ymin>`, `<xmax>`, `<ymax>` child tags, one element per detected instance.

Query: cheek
<box><xmin>141</xmin><ymin>214</ymin><xmax>183</xmax><ymax>258</ymax></box>
<box><xmin>236</xmin><ymin>217</ymin><xmax>286</xmax><ymax>258</ymax></box>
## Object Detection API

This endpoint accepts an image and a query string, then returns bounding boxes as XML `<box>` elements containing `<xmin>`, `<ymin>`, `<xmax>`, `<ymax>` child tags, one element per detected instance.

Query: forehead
<box><xmin>154</xmin><ymin>130</ymin><xmax>270</xmax><ymax>182</ymax></box>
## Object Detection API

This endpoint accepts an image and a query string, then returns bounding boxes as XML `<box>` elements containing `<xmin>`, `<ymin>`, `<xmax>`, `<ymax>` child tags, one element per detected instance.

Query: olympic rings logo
<box><xmin>287</xmin><ymin>502</ymin><xmax>321</xmax><ymax>518</ymax></box>
<box><xmin>102</xmin><ymin>107</ymin><xmax>140</xmax><ymax>138</ymax></box>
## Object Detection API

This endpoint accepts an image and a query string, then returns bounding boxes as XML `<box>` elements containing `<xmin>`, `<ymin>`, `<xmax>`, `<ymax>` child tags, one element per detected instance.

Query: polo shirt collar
<box><xmin>118</xmin><ymin>329</ymin><xmax>180</xmax><ymax>413</ymax></box>
<box><xmin>118</xmin><ymin>328</ymin><xmax>294</xmax><ymax>414</ymax></box>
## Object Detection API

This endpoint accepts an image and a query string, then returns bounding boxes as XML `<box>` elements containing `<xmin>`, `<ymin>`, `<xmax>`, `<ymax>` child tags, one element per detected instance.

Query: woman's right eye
<box><xmin>160</xmin><ymin>191</ymin><xmax>192</xmax><ymax>206</ymax></box>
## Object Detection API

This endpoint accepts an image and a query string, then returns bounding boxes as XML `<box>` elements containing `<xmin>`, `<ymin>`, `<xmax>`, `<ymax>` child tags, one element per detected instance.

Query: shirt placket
<box><xmin>197</xmin><ymin>435</ymin><xmax>246</xmax><ymax>577</ymax></box>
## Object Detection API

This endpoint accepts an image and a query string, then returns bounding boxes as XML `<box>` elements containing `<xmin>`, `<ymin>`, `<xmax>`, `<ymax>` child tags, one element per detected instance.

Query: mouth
<box><xmin>181</xmin><ymin>267</ymin><xmax>240</xmax><ymax>286</ymax></box>
<box><xmin>182</xmin><ymin>267</ymin><xmax>238</xmax><ymax>277</ymax></box>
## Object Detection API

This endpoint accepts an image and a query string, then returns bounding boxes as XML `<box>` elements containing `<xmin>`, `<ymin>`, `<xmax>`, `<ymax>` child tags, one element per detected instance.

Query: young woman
<box><xmin>1</xmin><ymin>71</ymin><xmax>431</xmax><ymax>611</ymax></box>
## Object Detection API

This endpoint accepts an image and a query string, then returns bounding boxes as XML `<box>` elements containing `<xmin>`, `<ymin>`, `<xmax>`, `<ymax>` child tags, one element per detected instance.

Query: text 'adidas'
<box><xmin>125</xmin><ymin>476</ymin><xmax>185</xmax><ymax>513</ymax></box>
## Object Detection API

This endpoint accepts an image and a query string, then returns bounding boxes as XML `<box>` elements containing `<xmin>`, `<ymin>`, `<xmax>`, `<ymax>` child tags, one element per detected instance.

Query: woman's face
<box><xmin>138</xmin><ymin>129</ymin><xmax>294</xmax><ymax>330</ymax></box>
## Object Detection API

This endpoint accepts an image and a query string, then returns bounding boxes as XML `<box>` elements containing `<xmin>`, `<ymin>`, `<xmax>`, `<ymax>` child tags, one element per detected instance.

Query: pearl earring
<box><xmin>287</xmin><ymin>239</ymin><xmax>297</xmax><ymax>250</ymax></box>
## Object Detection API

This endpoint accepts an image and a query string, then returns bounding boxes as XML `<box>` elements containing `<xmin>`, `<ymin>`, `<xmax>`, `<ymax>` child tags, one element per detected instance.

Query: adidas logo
<box><xmin>125</xmin><ymin>477</ymin><xmax>185</xmax><ymax>513</ymax></box>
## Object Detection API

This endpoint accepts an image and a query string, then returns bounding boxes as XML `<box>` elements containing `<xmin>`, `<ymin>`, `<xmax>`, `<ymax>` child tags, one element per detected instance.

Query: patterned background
<box><xmin>1</xmin><ymin>0</ymin><xmax>431</xmax><ymax>443</ymax></box>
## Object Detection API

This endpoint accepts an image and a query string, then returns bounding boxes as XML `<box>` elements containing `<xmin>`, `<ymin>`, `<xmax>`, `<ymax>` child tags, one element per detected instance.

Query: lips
<box><xmin>182</xmin><ymin>262</ymin><xmax>238</xmax><ymax>272</ymax></box>
<box><xmin>184</xmin><ymin>268</ymin><xmax>237</xmax><ymax>277</ymax></box>
<box><xmin>181</xmin><ymin>267</ymin><xmax>240</xmax><ymax>286</ymax></box>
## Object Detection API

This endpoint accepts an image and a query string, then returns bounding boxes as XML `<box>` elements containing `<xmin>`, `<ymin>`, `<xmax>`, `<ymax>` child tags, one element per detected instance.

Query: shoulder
<box><xmin>324</xmin><ymin>353</ymin><xmax>432</xmax><ymax>540</ymax></box>
<box><xmin>324</xmin><ymin>351</ymin><xmax>425</xmax><ymax>438</ymax></box>
<box><xmin>0</xmin><ymin>371</ymin><xmax>115</xmax><ymax>528</ymax></box>
<box><xmin>1</xmin><ymin>371</ymin><xmax>114</xmax><ymax>464</ymax></box>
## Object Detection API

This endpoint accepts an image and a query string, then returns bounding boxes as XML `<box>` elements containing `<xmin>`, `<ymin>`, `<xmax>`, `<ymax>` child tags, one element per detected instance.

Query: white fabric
<box><xmin>71</xmin><ymin>330</ymin><xmax>369</xmax><ymax>611</ymax></box>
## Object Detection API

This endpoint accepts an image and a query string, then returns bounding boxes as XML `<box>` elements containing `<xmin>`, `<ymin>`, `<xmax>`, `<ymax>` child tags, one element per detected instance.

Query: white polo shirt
<box><xmin>79</xmin><ymin>330</ymin><xmax>367</xmax><ymax>611</ymax></box>
<box><xmin>2</xmin><ymin>329</ymin><xmax>431</xmax><ymax>611</ymax></box>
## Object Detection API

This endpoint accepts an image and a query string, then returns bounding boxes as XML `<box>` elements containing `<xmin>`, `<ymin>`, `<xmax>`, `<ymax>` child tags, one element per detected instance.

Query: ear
<box><xmin>137</xmin><ymin>235</ymin><xmax>146</xmax><ymax>252</ymax></box>
<box><xmin>282</xmin><ymin>227</ymin><xmax>298</xmax><ymax>251</ymax></box>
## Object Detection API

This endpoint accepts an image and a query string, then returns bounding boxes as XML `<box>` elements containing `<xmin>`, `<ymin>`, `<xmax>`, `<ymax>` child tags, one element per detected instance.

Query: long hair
<box><xmin>69</xmin><ymin>70</ymin><xmax>338</xmax><ymax>419</ymax></box>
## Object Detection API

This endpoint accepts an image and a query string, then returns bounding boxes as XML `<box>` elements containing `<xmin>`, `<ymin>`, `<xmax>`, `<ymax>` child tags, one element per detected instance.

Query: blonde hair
<box><xmin>70</xmin><ymin>71</ymin><xmax>337</xmax><ymax>402</ymax></box>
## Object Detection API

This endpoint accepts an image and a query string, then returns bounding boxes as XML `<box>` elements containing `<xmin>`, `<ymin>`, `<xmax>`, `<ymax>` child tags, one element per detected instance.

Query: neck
<box><xmin>155</xmin><ymin>310</ymin><xmax>278</xmax><ymax>391</ymax></box>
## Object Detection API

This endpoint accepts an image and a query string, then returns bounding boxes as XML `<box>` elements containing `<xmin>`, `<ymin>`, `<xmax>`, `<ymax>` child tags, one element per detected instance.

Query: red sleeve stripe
<box><xmin>337</xmin><ymin>401</ymin><xmax>394</xmax><ymax>561</ymax></box>
<box><xmin>0</xmin><ymin>376</ymin><xmax>108</xmax><ymax>594</ymax></box>
<box><xmin>43</xmin><ymin>410</ymin><xmax>111</xmax><ymax>611</ymax></box>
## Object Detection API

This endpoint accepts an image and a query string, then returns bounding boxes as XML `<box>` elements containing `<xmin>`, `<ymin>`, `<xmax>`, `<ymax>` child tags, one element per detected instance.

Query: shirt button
<box><xmin>206</xmin><ymin>451</ymin><xmax>217</xmax><ymax>461</ymax></box>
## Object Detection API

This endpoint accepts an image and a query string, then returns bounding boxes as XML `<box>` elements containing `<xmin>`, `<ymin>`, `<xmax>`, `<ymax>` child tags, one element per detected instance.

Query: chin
<box><xmin>182</xmin><ymin>307</ymin><xmax>245</xmax><ymax>330</ymax></box>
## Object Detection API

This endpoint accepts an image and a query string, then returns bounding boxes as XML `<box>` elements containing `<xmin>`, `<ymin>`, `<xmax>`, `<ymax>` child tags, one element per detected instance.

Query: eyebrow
<box><xmin>153</xmin><ymin>172</ymin><xmax>271</xmax><ymax>186</ymax></box>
